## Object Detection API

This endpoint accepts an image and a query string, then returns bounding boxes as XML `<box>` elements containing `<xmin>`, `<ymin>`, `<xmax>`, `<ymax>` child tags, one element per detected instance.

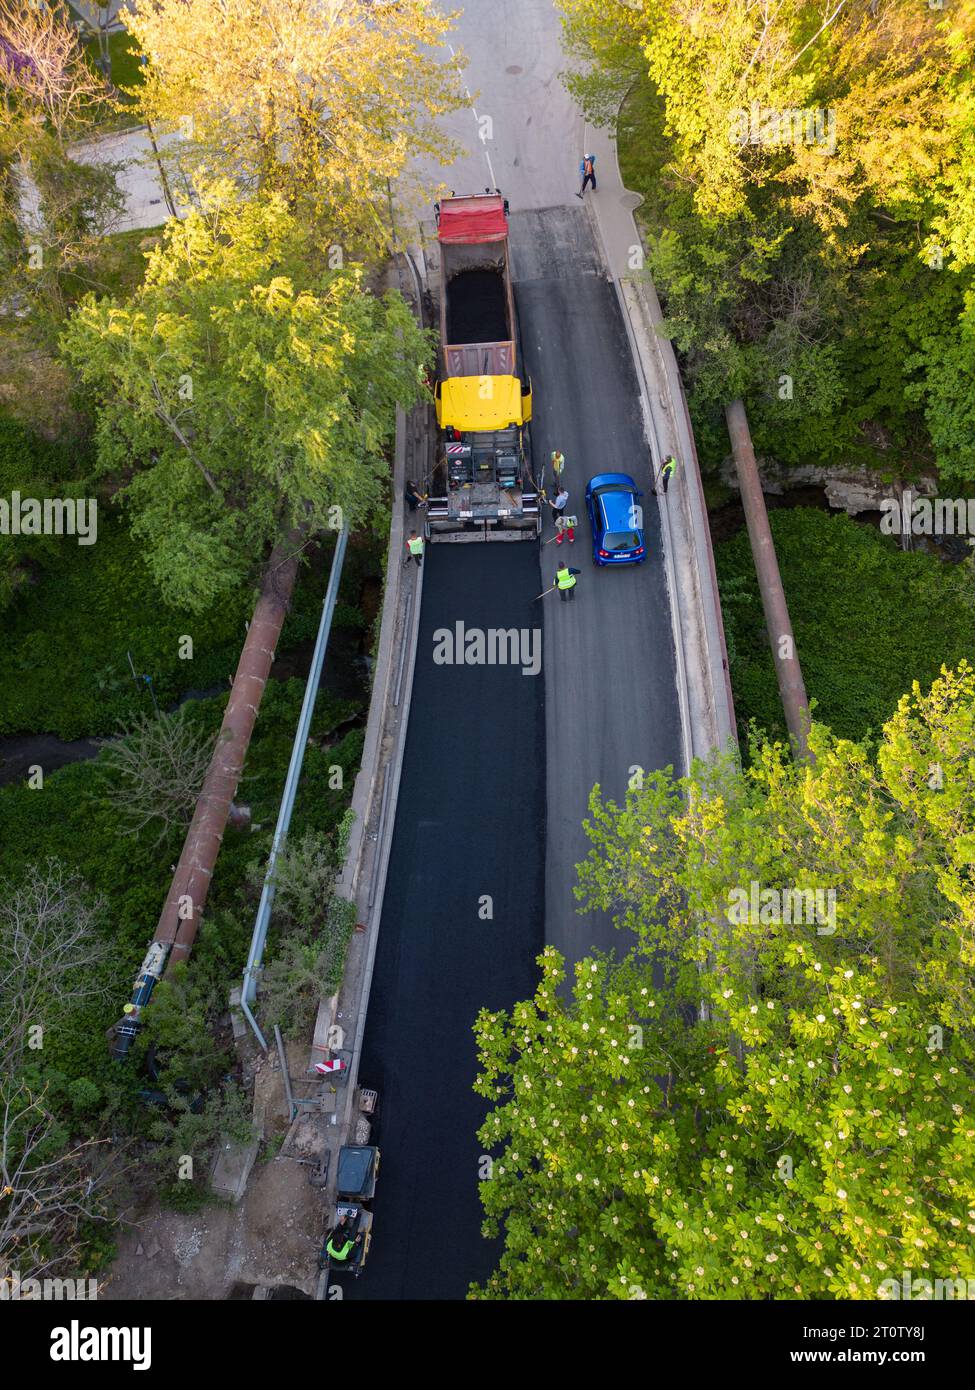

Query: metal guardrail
<box><xmin>240</xmin><ymin>526</ymin><xmax>350</xmax><ymax>1051</ymax></box>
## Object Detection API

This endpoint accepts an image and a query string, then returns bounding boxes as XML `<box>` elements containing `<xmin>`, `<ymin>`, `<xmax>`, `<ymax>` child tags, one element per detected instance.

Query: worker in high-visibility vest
<box><xmin>550</xmin><ymin>450</ymin><xmax>565</xmax><ymax>484</ymax></box>
<box><xmin>651</xmin><ymin>455</ymin><xmax>678</xmax><ymax>495</ymax></box>
<box><xmin>405</xmin><ymin>531</ymin><xmax>425</xmax><ymax>567</ymax></box>
<box><xmin>324</xmin><ymin>1214</ymin><xmax>361</xmax><ymax>1264</ymax></box>
<box><xmin>555</xmin><ymin>562</ymin><xmax>581</xmax><ymax>601</ymax></box>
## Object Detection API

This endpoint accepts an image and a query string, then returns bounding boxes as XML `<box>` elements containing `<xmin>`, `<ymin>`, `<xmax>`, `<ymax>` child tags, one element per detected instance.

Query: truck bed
<box><xmin>446</xmin><ymin>267</ymin><xmax>509</xmax><ymax>345</ymax></box>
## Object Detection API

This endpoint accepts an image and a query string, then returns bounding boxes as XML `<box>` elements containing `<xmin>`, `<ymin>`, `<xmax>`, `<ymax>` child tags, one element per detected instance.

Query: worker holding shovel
<box><xmin>555</xmin><ymin>561</ymin><xmax>581</xmax><ymax>600</ymax></box>
<box><xmin>535</xmin><ymin>562</ymin><xmax>582</xmax><ymax>603</ymax></box>
<box><xmin>650</xmin><ymin>455</ymin><xmax>678</xmax><ymax>495</ymax></box>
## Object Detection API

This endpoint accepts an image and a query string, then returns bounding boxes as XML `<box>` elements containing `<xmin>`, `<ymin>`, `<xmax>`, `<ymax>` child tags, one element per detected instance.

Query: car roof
<box><xmin>589</xmin><ymin>472</ymin><xmax>638</xmax><ymax>491</ymax></box>
<box><xmin>600</xmin><ymin>488</ymin><xmax>640</xmax><ymax>533</ymax></box>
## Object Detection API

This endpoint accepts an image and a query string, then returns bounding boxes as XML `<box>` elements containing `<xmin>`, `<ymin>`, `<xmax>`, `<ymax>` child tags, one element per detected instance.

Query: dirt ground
<box><xmin>101</xmin><ymin>1043</ymin><xmax>331</xmax><ymax>1301</ymax></box>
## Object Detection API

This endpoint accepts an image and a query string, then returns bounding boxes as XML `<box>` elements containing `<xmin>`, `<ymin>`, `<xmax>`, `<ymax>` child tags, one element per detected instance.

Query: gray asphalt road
<box><xmin>429</xmin><ymin>1</ymin><xmax>580</xmax><ymax>211</ymax></box>
<box><xmin>510</xmin><ymin>208</ymin><xmax>683</xmax><ymax>971</ymax></box>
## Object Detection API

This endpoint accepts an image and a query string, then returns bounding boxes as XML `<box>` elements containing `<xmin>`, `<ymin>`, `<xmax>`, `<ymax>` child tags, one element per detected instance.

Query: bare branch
<box><xmin>97</xmin><ymin>706</ymin><xmax>217</xmax><ymax>846</ymax></box>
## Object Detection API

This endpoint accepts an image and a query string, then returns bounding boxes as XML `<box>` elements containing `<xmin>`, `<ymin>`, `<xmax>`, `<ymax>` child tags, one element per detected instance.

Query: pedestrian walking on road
<box><xmin>651</xmin><ymin>455</ymin><xmax>678</xmax><ymax>495</ymax></box>
<box><xmin>577</xmin><ymin>153</ymin><xmax>597</xmax><ymax>199</ymax></box>
<box><xmin>550</xmin><ymin>449</ymin><xmax>565</xmax><ymax>485</ymax></box>
<box><xmin>556</xmin><ymin>562</ymin><xmax>581</xmax><ymax>601</ymax></box>
<box><xmin>406</xmin><ymin>530</ymin><xmax>425</xmax><ymax>567</ymax></box>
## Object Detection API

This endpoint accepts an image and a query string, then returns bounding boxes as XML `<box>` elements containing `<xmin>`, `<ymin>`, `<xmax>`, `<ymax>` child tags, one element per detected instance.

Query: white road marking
<box><xmin>448</xmin><ymin>41</ymin><xmax>498</xmax><ymax>190</ymax></box>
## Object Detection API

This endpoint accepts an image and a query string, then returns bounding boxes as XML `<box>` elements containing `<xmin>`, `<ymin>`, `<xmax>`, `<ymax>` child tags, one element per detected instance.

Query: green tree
<box><xmin>905</xmin><ymin>288</ymin><xmax>975</xmax><ymax>485</ymax></box>
<box><xmin>473</xmin><ymin>666</ymin><xmax>975</xmax><ymax>1299</ymax></box>
<box><xmin>125</xmin><ymin>0</ymin><xmax>466</xmax><ymax>252</ymax></box>
<box><xmin>61</xmin><ymin>182</ymin><xmax>432</xmax><ymax>610</ymax></box>
<box><xmin>558</xmin><ymin>0</ymin><xmax>975</xmax><ymax>473</ymax></box>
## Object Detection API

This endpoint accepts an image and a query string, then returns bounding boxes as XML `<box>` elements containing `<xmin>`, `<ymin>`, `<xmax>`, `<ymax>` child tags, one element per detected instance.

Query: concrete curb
<box><xmin>303</xmin><ymin>258</ymin><xmax>432</xmax><ymax>1223</ymax></box>
<box><xmin>309</xmin><ymin>403</ymin><xmax>426</xmax><ymax>1097</ymax></box>
<box><xmin>629</xmin><ymin>275</ymin><xmax>738</xmax><ymax>760</ymax></box>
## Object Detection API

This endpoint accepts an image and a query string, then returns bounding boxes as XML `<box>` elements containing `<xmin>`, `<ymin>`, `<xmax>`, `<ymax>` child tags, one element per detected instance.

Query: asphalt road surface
<box><xmin>429</xmin><ymin>1</ymin><xmax>579</xmax><ymax>211</ymax></box>
<box><xmin>347</xmin><ymin>545</ymin><xmax>545</xmax><ymax>1300</ymax></box>
<box><xmin>510</xmin><ymin>208</ymin><xmax>683</xmax><ymax>972</ymax></box>
<box><xmin>349</xmin><ymin>0</ymin><xmax>684</xmax><ymax>1301</ymax></box>
<box><xmin>349</xmin><ymin>210</ymin><xmax>681</xmax><ymax>1301</ymax></box>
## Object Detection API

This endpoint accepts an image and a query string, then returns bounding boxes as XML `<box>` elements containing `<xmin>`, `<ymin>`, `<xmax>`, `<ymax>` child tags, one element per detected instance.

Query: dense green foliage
<box><xmin>715</xmin><ymin>508</ymin><xmax>975</xmax><ymax>743</ymax></box>
<box><xmin>61</xmin><ymin>185</ymin><xmax>432</xmax><ymax>610</ymax></box>
<box><xmin>0</xmin><ymin>414</ymin><xmax>79</xmax><ymax>613</ymax></box>
<box><xmin>0</xmin><ymin>668</ymin><xmax>366</xmax><ymax>1241</ymax></box>
<box><xmin>0</xmin><ymin>408</ymin><xmax>376</xmax><ymax>737</ymax></box>
<box><xmin>564</xmin><ymin>0</ymin><xmax>975</xmax><ymax>479</ymax></box>
<box><xmin>474</xmin><ymin>665</ymin><xmax>975</xmax><ymax>1300</ymax></box>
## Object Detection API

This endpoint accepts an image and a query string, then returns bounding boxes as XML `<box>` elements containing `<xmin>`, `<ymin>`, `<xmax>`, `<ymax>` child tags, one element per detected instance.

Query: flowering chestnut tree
<box><xmin>473</xmin><ymin>665</ymin><xmax>975</xmax><ymax>1299</ymax></box>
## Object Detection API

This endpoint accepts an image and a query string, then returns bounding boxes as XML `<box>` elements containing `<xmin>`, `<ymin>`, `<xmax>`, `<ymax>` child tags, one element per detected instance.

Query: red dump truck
<box><xmin>427</xmin><ymin>193</ymin><xmax>538</xmax><ymax>541</ymax></box>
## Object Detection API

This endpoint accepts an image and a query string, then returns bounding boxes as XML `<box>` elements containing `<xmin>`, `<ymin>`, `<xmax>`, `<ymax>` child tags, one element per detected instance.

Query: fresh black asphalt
<box><xmin>348</xmin><ymin>544</ymin><xmax>545</xmax><ymax>1300</ymax></box>
<box><xmin>350</xmin><ymin>206</ymin><xmax>682</xmax><ymax>1300</ymax></box>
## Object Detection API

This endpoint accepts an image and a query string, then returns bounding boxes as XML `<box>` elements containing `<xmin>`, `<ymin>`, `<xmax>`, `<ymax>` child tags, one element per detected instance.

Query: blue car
<box><xmin>585</xmin><ymin>472</ymin><xmax>647</xmax><ymax>566</ymax></box>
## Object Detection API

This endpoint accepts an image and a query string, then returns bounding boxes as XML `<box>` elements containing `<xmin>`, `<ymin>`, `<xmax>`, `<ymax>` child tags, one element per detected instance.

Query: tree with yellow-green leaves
<box><xmin>124</xmin><ymin>0</ymin><xmax>467</xmax><ymax>252</ymax></box>
<box><xmin>557</xmin><ymin>0</ymin><xmax>975</xmax><ymax>478</ymax></box>
<box><xmin>61</xmin><ymin>182</ymin><xmax>432</xmax><ymax>610</ymax></box>
<box><xmin>473</xmin><ymin>665</ymin><xmax>975</xmax><ymax>1300</ymax></box>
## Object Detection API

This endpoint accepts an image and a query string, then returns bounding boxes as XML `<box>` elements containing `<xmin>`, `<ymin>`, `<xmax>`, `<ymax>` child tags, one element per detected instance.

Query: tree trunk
<box><xmin>725</xmin><ymin>398</ymin><xmax>811</xmax><ymax>759</ymax></box>
<box><xmin>157</xmin><ymin>527</ymin><xmax>306</xmax><ymax>971</ymax></box>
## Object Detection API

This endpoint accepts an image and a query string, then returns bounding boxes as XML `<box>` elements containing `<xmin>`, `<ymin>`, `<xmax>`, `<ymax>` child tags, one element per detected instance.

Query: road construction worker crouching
<box><xmin>556</xmin><ymin>562</ymin><xmax>581</xmax><ymax>601</ymax></box>
<box><xmin>405</xmin><ymin>479</ymin><xmax>427</xmax><ymax>512</ymax></box>
<box><xmin>406</xmin><ymin>530</ymin><xmax>425</xmax><ymax>567</ymax></box>
<box><xmin>323</xmin><ymin>1214</ymin><xmax>361</xmax><ymax>1265</ymax></box>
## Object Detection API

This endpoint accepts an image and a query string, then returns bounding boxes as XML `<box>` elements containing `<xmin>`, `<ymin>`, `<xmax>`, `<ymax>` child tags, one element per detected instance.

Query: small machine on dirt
<box><xmin>318</xmin><ymin>1144</ymin><xmax>380</xmax><ymax>1280</ymax></box>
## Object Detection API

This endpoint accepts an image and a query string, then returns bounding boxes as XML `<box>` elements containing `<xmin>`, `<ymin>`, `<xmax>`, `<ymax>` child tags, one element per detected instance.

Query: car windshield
<box><xmin>603</xmin><ymin>531</ymin><xmax>640</xmax><ymax>552</ymax></box>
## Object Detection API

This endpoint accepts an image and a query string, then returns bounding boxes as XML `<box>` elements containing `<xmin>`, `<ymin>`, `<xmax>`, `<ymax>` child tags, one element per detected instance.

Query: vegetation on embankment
<box><xmin>564</xmin><ymin>0</ymin><xmax>975</xmax><ymax>483</ymax></box>
<box><xmin>715</xmin><ymin>507</ymin><xmax>975</xmax><ymax>743</ymax></box>
<box><xmin>0</xmin><ymin>0</ymin><xmax>454</xmax><ymax>1282</ymax></box>
<box><xmin>0</xmin><ymin>667</ymin><xmax>365</xmax><ymax>1243</ymax></box>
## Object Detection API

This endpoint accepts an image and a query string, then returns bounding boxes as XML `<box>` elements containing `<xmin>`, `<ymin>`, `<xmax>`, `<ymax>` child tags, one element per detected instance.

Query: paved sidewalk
<box><xmin>66</xmin><ymin>0</ymin><xmax>130</xmax><ymax>33</ymax></box>
<box><xmin>71</xmin><ymin>125</ymin><xmax>186</xmax><ymax>231</ymax></box>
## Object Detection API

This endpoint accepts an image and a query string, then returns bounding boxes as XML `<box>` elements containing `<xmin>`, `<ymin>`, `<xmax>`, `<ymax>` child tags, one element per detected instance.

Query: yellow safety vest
<box><xmin>556</xmin><ymin>569</ymin><xmax>576</xmax><ymax>590</ymax></box>
<box><xmin>408</xmin><ymin>536</ymin><xmax>424</xmax><ymax>556</ymax></box>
